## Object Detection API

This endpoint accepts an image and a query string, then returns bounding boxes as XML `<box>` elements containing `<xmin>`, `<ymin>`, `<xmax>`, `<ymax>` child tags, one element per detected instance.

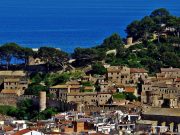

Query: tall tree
<box><xmin>101</xmin><ymin>33</ymin><xmax>122</xmax><ymax>49</ymax></box>
<box><xmin>150</xmin><ymin>8</ymin><xmax>171</xmax><ymax>43</ymax></box>
<box><xmin>0</xmin><ymin>43</ymin><xmax>22</xmax><ymax>70</ymax></box>
<box><xmin>38</xmin><ymin>47</ymin><xmax>69</xmax><ymax>71</ymax></box>
<box><xmin>72</xmin><ymin>48</ymin><xmax>100</xmax><ymax>67</ymax></box>
<box><xmin>150</xmin><ymin>8</ymin><xmax>170</xmax><ymax>24</ymax></box>
<box><xmin>166</xmin><ymin>16</ymin><xmax>180</xmax><ymax>38</ymax></box>
<box><xmin>139</xmin><ymin>16</ymin><xmax>155</xmax><ymax>40</ymax></box>
<box><xmin>126</xmin><ymin>20</ymin><xmax>141</xmax><ymax>40</ymax></box>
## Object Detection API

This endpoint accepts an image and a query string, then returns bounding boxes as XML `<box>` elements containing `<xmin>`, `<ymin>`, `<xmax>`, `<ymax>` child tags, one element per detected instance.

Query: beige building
<box><xmin>99</xmin><ymin>82</ymin><xmax>110</xmax><ymax>92</ymax></box>
<box><xmin>159</xmin><ymin>68</ymin><xmax>180</xmax><ymax>78</ymax></box>
<box><xmin>67</xmin><ymin>92</ymin><xmax>112</xmax><ymax>105</ymax></box>
<box><xmin>130</xmin><ymin>68</ymin><xmax>148</xmax><ymax>84</ymax></box>
<box><xmin>81</xmin><ymin>75</ymin><xmax>92</xmax><ymax>82</ymax></box>
<box><xmin>141</xmin><ymin>82</ymin><xmax>180</xmax><ymax>108</ymax></box>
<box><xmin>49</xmin><ymin>84</ymin><xmax>81</xmax><ymax>101</ymax></box>
<box><xmin>141</xmin><ymin>68</ymin><xmax>180</xmax><ymax>108</ymax></box>
<box><xmin>0</xmin><ymin>71</ymin><xmax>28</xmax><ymax>96</ymax></box>
<box><xmin>28</xmin><ymin>56</ymin><xmax>45</xmax><ymax>66</ymax></box>
<box><xmin>107</xmin><ymin>66</ymin><xmax>130</xmax><ymax>84</ymax></box>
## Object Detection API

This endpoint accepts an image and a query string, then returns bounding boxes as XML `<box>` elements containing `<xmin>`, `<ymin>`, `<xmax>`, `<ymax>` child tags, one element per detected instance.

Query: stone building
<box><xmin>28</xmin><ymin>56</ymin><xmax>45</xmax><ymax>66</ymax></box>
<box><xmin>0</xmin><ymin>71</ymin><xmax>28</xmax><ymax>96</ymax></box>
<box><xmin>81</xmin><ymin>75</ymin><xmax>92</xmax><ymax>82</ymax></box>
<box><xmin>141</xmin><ymin>82</ymin><xmax>180</xmax><ymax>108</ymax></box>
<box><xmin>83</xmin><ymin>86</ymin><xmax>95</xmax><ymax>92</ymax></box>
<box><xmin>107</xmin><ymin>66</ymin><xmax>130</xmax><ymax>84</ymax></box>
<box><xmin>130</xmin><ymin>68</ymin><xmax>148</xmax><ymax>84</ymax></box>
<box><xmin>49</xmin><ymin>84</ymin><xmax>81</xmax><ymax>101</ymax></box>
<box><xmin>159</xmin><ymin>68</ymin><xmax>180</xmax><ymax>78</ymax></box>
<box><xmin>99</xmin><ymin>82</ymin><xmax>110</xmax><ymax>92</ymax></box>
<box><xmin>141</xmin><ymin>107</ymin><xmax>180</xmax><ymax>133</ymax></box>
<box><xmin>141</xmin><ymin>68</ymin><xmax>180</xmax><ymax>108</ymax></box>
<box><xmin>67</xmin><ymin>92</ymin><xmax>112</xmax><ymax>106</ymax></box>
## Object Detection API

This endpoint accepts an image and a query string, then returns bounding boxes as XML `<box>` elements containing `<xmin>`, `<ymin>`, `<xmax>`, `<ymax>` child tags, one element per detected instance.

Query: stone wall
<box><xmin>0</xmin><ymin>94</ymin><xmax>76</xmax><ymax>112</ymax></box>
<box><xmin>0</xmin><ymin>94</ymin><xmax>18</xmax><ymax>106</ymax></box>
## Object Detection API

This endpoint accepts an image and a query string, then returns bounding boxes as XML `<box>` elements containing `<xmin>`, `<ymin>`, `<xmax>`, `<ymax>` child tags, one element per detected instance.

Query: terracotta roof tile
<box><xmin>1</xmin><ymin>89</ymin><xmax>19</xmax><ymax>95</ymax></box>
<box><xmin>3</xmin><ymin>125</ymin><xmax>14</xmax><ymax>132</ymax></box>
<box><xmin>125</xmin><ymin>87</ymin><xmax>135</xmax><ymax>93</ymax></box>
<box><xmin>176</xmin><ymin>78</ymin><xmax>180</xmax><ymax>82</ymax></box>
<box><xmin>12</xmin><ymin>129</ymin><xmax>31</xmax><ymax>135</ymax></box>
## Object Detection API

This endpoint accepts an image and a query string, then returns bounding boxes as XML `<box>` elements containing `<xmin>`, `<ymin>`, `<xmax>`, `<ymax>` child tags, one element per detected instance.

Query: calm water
<box><xmin>0</xmin><ymin>0</ymin><xmax>179</xmax><ymax>52</ymax></box>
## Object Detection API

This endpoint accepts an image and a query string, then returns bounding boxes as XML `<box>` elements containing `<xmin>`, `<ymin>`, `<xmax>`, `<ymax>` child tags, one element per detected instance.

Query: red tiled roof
<box><xmin>1</xmin><ymin>89</ymin><xmax>19</xmax><ymax>95</ymax></box>
<box><xmin>3</xmin><ymin>125</ymin><xmax>14</xmax><ymax>132</ymax></box>
<box><xmin>45</xmin><ymin>132</ymin><xmax>67</xmax><ymax>135</ymax></box>
<box><xmin>176</xmin><ymin>78</ymin><xmax>180</xmax><ymax>82</ymax></box>
<box><xmin>125</xmin><ymin>87</ymin><xmax>135</xmax><ymax>93</ymax></box>
<box><xmin>130</xmin><ymin>68</ymin><xmax>148</xmax><ymax>73</ymax></box>
<box><xmin>12</xmin><ymin>129</ymin><xmax>31</xmax><ymax>135</ymax></box>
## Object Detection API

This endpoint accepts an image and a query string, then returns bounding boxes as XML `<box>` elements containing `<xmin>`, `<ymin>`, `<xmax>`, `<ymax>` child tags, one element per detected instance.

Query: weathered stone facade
<box><xmin>130</xmin><ymin>68</ymin><xmax>148</xmax><ymax>84</ymax></box>
<box><xmin>0</xmin><ymin>71</ymin><xmax>28</xmax><ymax>96</ymax></box>
<box><xmin>107</xmin><ymin>66</ymin><xmax>130</xmax><ymax>84</ymax></box>
<box><xmin>141</xmin><ymin>68</ymin><xmax>180</xmax><ymax>108</ymax></box>
<box><xmin>0</xmin><ymin>93</ymin><xmax>76</xmax><ymax>112</ymax></box>
<box><xmin>67</xmin><ymin>92</ymin><xmax>112</xmax><ymax>106</ymax></box>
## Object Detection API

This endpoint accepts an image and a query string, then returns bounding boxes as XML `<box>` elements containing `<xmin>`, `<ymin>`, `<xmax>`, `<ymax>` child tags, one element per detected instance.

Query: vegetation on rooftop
<box><xmin>113</xmin><ymin>93</ymin><xmax>138</xmax><ymax>102</ymax></box>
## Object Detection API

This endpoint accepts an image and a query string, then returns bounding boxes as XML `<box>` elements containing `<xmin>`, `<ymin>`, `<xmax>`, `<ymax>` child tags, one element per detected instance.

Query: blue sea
<box><xmin>0</xmin><ymin>0</ymin><xmax>179</xmax><ymax>52</ymax></box>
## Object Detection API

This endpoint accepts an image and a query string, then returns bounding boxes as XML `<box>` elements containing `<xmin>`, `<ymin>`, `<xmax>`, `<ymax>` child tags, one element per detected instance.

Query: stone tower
<box><xmin>127</xmin><ymin>37</ymin><xmax>133</xmax><ymax>45</ymax></box>
<box><xmin>39</xmin><ymin>91</ymin><xmax>46</xmax><ymax>112</ymax></box>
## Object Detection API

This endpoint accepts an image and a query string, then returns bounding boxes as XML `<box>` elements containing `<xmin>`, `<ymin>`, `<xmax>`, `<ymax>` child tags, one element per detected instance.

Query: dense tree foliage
<box><xmin>72</xmin><ymin>48</ymin><xmax>105</xmax><ymax>67</ymax></box>
<box><xmin>126</xmin><ymin>8</ymin><xmax>179</xmax><ymax>42</ymax></box>
<box><xmin>100</xmin><ymin>33</ymin><xmax>123</xmax><ymax>49</ymax></box>
<box><xmin>0</xmin><ymin>100</ymin><xmax>58</xmax><ymax>120</ymax></box>
<box><xmin>71</xmin><ymin>8</ymin><xmax>179</xmax><ymax>74</ymax></box>
<box><xmin>38</xmin><ymin>47</ymin><xmax>69</xmax><ymax>71</ymax></box>
<box><xmin>113</xmin><ymin>92</ymin><xmax>138</xmax><ymax>101</ymax></box>
<box><xmin>72</xmin><ymin>33</ymin><xmax>123</xmax><ymax>67</ymax></box>
<box><xmin>0</xmin><ymin>44</ymin><xmax>69</xmax><ymax>71</ymax></box>
<box><xmin>0</xmin><ymin>43</ymin><xmax>31</xmax><ymax>69</ymax></box>
<box><xmin>91</xmin><ymin>62</ymin><xmax>107</xmax><ymax>75</ymax></box>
